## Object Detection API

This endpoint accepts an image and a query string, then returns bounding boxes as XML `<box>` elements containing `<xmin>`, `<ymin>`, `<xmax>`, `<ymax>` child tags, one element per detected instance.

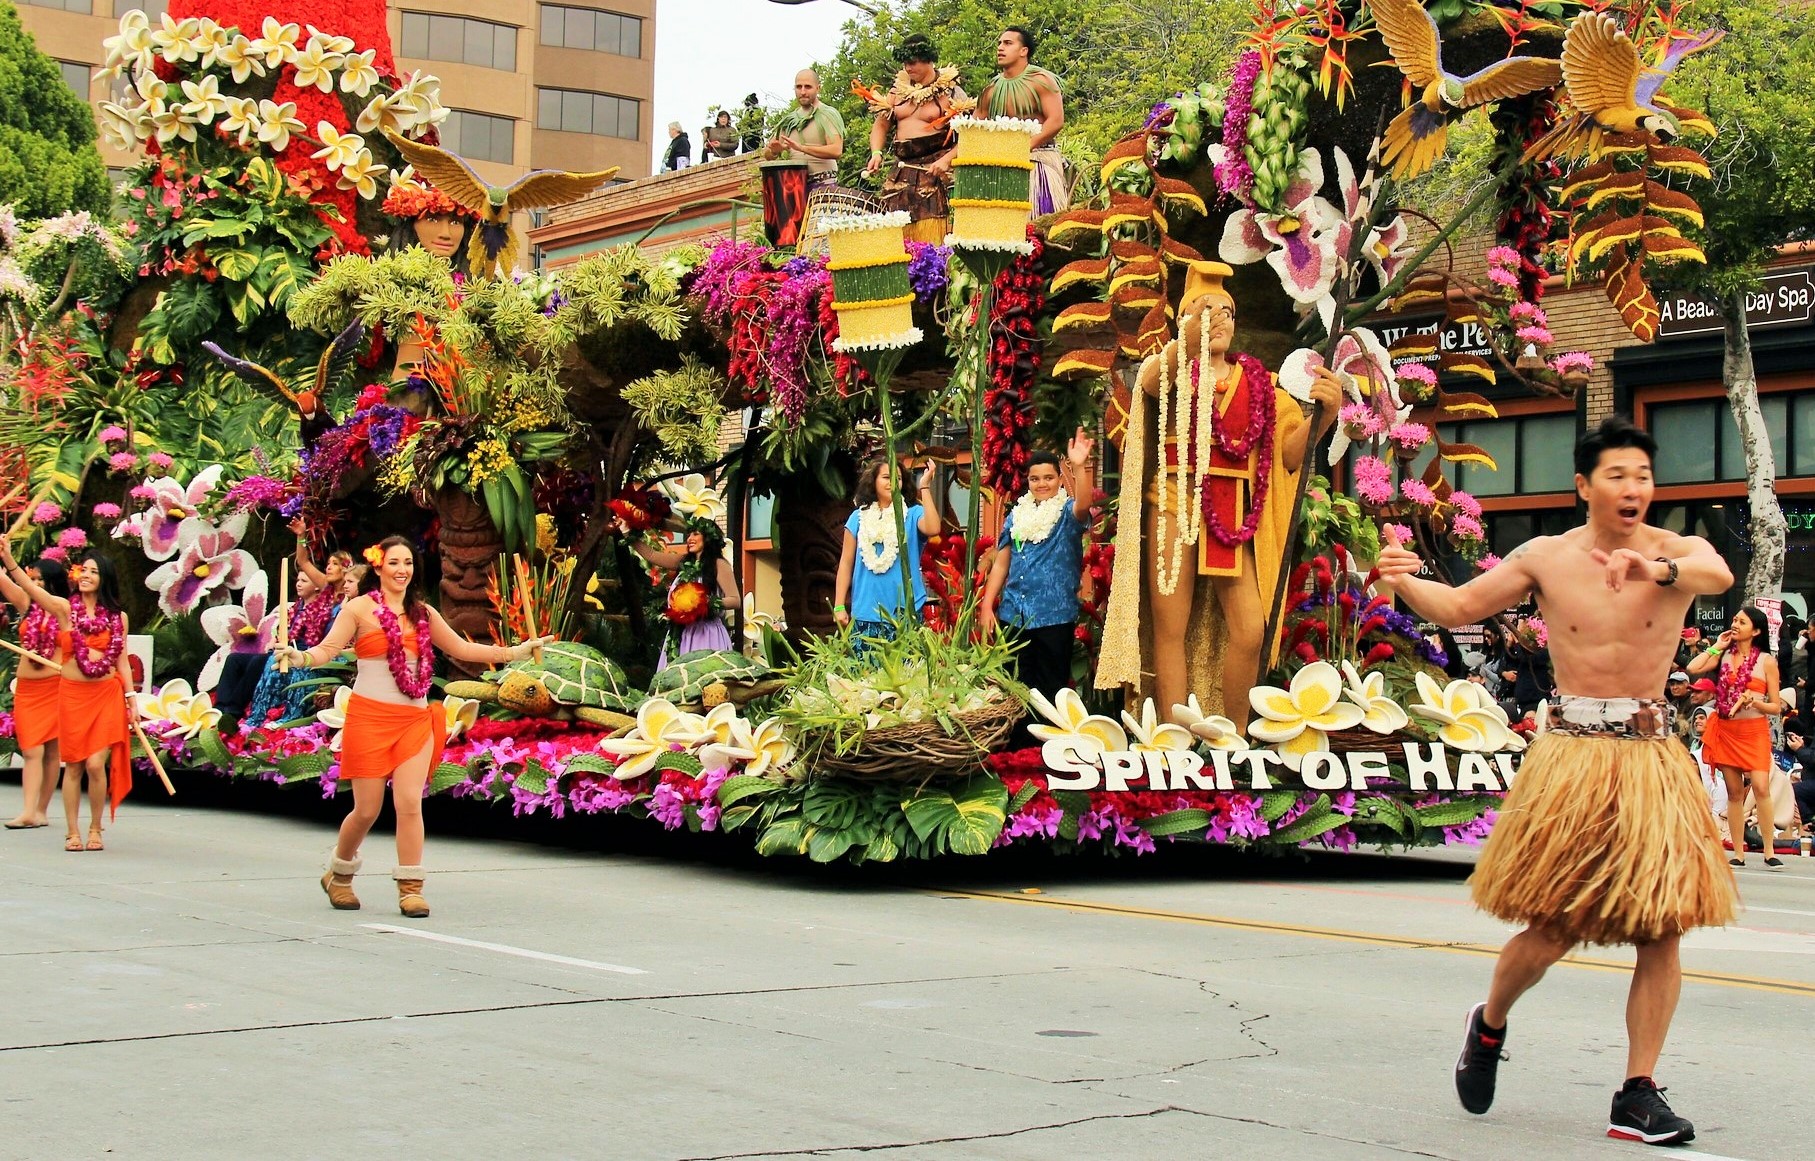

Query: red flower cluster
<box><xmin>607</xmin><ymin>485</ymin><xmax>672</xmax><ymax>532</ymax></box>
<box><xmin>1492</xmin><ymin>93</ymin><xmax>1562</xmax><ymax>306</ymax></box>
<box><xmin>982</xmin><ymin>231</ymin><xmax>1046</xmax><ymax>498</ymax></box>
<box><xmin>918</xmin><ymin>531</ymin><xmax>992</xmax><ymax>633</ymax></box>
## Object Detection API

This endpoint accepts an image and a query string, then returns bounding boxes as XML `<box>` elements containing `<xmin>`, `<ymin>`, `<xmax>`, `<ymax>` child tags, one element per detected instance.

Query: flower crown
<box><xmin>381</xmin><ymin>169</ymin><xmax>476</xmax><ymax>222</ymax></box>
<box><xmin>363</xmin><ymin>544</ymin><xmax>385</xmax><ymax>567</ymax></box>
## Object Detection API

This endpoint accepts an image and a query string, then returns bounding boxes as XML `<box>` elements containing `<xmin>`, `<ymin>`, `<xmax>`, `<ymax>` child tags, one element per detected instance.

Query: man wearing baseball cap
<box><xmin>1667</xmin><ymin>670</ymin><xmax>1692</xmax><ymax>742</ymax></box>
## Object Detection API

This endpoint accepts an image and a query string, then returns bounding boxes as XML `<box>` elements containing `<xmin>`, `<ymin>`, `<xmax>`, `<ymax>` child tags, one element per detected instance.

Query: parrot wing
<box><xmin>500</xmin><ymin>166</ymin><xmax>623</xmax><ymax>212</ymax></box>
<box><xmin>383</xmin><ymin>131</ymin><xmax>492</xmax><ymax>214</ymax></box>
<box><xmin>1635</xmin><ymin>26</ymin><xmax>1725</xmax><ymax>107</ymax></box>
<box><xmin>200</xmin><ymin>342</ymin><xmax>298</xmax><ymax>406</ymax></box>
<box><xmin>1370</xmin><ymin>0</ymin><xmax>1445</xmax><ymax>89</ymax></box>
<box><xmin>1457</xmin><ymin>56</ymin><xmax>1563</xmax><ymax>107</ymax></box>
<box><xmin>1560</xmin><ymin>13</ymin><xmax>1643</xmax><ymax>117</ymax></box>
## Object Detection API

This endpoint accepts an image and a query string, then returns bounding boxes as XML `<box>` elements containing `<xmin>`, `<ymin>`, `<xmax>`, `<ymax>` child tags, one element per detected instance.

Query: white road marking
<box><xmin>359</xmin><ymin>924</ymin><xmax>648</xmax><ymax>975</ymax></box>
<box><xmin>1743</xmin><ymin>905</ymin><xmax>1815</xmax><ymax>918</ymax></box>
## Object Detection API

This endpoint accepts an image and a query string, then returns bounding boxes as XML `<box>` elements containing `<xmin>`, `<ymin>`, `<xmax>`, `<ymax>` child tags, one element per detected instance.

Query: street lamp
<box><xmin>763</xmin><ymin>0</ymin><xmax>887</xmax><ymax>16</ymax></box>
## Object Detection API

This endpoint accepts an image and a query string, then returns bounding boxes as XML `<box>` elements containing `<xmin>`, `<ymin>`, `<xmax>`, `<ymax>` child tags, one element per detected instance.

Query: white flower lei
<box><xmin>857</xmin><ymin>504</ymin><xmax>900</xmax><ymax>574</ymax></box>
<box><xmin>1009</xmin><ymin>492</ymin><xmax>1069</xmax><ymax>547</ymax></box>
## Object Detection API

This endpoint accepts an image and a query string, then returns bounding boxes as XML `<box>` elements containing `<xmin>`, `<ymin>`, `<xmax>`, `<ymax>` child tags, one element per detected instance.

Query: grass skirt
<box><xmin>1469</xmin><ymin>731</ymin><xmax>1737</xmax><ymax>945</ymax></box>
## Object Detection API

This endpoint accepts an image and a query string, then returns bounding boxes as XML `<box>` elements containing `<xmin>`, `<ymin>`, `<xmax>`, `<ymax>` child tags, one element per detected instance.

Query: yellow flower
<box><xmin>219</xmin><ymin>97</ymin><xmax>260</xmax><ymax>147</ymax></box>
<box><xmin>337</xmin><ymin>152</ymin><xmax>386</xmax><ymax>202</ymax></box>
<box><xmin>136</xmin><ymin>679</ymin><xmax>197</xmax><ymax>725</ymax></box>
<box><xmin>1408</xmin><ymin>673</ymin><xmax>1523</xmax><ymax>752</ymax></box>
<box><xmin>1026</xmin><ymin>687</ymin><xmax>1128</xmax><ymax>762</ymax></box>
<box><xmin>291</xmin><ymin>37</ymin><xmax>344</xmax><ymax>94</ymax></box>
<box><xmin>1121</xmin><ymin>697</ymin><xmax>1196</xmax><ymax>753</ymax></box>
<box><xmin>305</xmin><ymin>25</ymin><xmax>357</xmax><ymax>55</ymax></box>
<box><xmin>163</xmin><ymin>692</ymin><xmax>222</xmax><ymax>740</ymax></box>
<box><xmin>585</xmin><ymin>574</ymin><xmax>605</xmax><ymax>611</ymax></box>
<box><xmin>148</xmin><ymin>13</ymin><xmax>202</xmax><ymax>65</ymax></box>
<box><xmin>663</xmin><ymin>473</ymin><xmax>727</xmax><ymax>522</ymax></box>
<box><xmin>339</xmin><ymin>48</ymin><xmax>380</xmax><ymax>97</ymax></box>
<box><xmin>179</xmin><ymin>76</ymin><xmax>228</xmax><ymax>125</ymax></box>
<box><xmin>102</xmin><ymin>10</ymin><xmax>155</xmax><ymax>77</ymax></box>
<box><xmin>192</xmin><ymin>18</ymin><xmax>231</xmax><ymax>70</ymax></box>
<box><xmin>442</xmin><ymin>695</ymin><xmax>481</xmax><ymax>742</ymax></box>
<box><xmin>1247</xmin><ymin>660</ymin><xmax>1365</xmax><ymax>770</ymax></box>
<box><xmin>311</xmin><ymin>124</ymin><xmax>365</xmax><ymax>171</ymax></box>
<box><xmin>216</xmin><ymin>35</ymin><xmax>267</xmax><ymax>86</ymax></box>
<box><xmin>699</xmin><ymin>712</ymin><xmax>796</xmax><ymax>779</ymax></box>
<box><xmin>1169</xmin><ymin>694</ymin><xmax>1245</xmax><ymax>751</ymax></box>
<box><xmin>356</xmin><ymin>91</ymin><xmax>405</xmax><ymax>137</ymax></box>
<box><xmin>597</xmin><ymin>699</ymin><xmax>707</xmax><ymax>781</ymax></box>
<box><xmin>250</xmin><ymin>17</ymin><xmax>302</xmax><ymax>69</ymax></box>
<box><xmin>151</xmin><ymin>105</ymin><xmax>198</xmax><ymax>146</ymax></box>
<box><xmin>1339</xmin><ymin>661</ymin><xmax>1410</xmax><ymax>735</ymax></box>
<box><xmin>535</xmin><ymin>513</ymin><xmax>557</xmax><ymax>556</ymax></box>
<box><xmin>256</xmin><ymin>100</ymin><xmax>306</xmax><ymax>152</ymax></box>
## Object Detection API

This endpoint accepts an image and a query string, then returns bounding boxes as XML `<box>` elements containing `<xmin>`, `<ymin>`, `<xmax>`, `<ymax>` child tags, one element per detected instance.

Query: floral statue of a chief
<box><xmin>1044</xmin><ymin>0</ymin><xmax>1724</xmax><ymax>786</ymax></box>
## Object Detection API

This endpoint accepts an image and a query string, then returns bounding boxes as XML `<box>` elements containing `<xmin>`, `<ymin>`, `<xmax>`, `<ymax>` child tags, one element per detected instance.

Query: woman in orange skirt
<box><xmin>1</xmin><ymin>541</ymin><xmax>134</xmax><ymax>852</ymax></box>
<box><xmin>286</xmin><ymin>536</ymin><xmax>548</xmax><ymax>917</ymax></box>
<box><xmin>1688</xmin><ymin>605</ymin><xmax>1785</xmax><ymax>867</ymax></box>
<box><xmin>1</xmin><ymin>556</ymin><xmax>69</xmax><ymax>830</ymax></box>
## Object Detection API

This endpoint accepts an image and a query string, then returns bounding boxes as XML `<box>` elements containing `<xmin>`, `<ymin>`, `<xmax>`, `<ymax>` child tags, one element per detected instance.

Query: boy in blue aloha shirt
<box><xmin>981</xmin><ymin>428</ymin><xmax>1095</xmax><ymax>701</ymax></box>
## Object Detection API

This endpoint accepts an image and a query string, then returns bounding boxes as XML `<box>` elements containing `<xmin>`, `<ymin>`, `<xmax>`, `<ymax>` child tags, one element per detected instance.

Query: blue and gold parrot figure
<box><xmin>384</xmin><ymin>130</ymin><xmax>620</xmax><ymax>278</ymax></box>
<box><xmin>1525</xmin><ymin>12</ymin><xmax>1724</xmax><ymax>162</ymax></box>
<box><xmin>1370</xmin><ymin>0</ymin><xmax>1563</xmax><ymax>180</ymax></box>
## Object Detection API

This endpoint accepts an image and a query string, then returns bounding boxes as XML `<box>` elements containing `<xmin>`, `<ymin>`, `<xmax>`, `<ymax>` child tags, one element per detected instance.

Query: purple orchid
<box><xmin>138</xmin><ymin>465</ymin><xmax>224</xmax><ymax>561</ymax></box>
<box><xmin>196</xmin><ymin>568</ymin><xmax>275</xmax><ymax>690</ymax></box>
<box><xmin>1277</xmin><ymin>325</ymin><xmax>1402</xmax><ymax>464</ymax></box>
<box><xmin>144</xmin><ymin>512</ymin><xmax>256</xmax><ymax>616</ymax></box>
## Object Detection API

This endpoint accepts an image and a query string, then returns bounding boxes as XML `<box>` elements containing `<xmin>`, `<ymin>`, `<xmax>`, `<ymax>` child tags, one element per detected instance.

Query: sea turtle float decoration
<box><xmin>647</xmin><ymin>649</ymin><xmax>784</xmax><ymax>709</ymax></box>
<box><xmin>444</xmin><ymin>641</ymin><xmax>640</xmax><ymax>729</ymax></box>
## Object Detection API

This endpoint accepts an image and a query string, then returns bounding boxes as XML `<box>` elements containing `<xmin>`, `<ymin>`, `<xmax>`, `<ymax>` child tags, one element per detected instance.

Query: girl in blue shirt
<box><xmin>981</xmin><ymin>428</ymin><xmax>1094</xmax><ymax>700</ymax></box>
<box><xmin>834</xmin><ymin>458</ymin><xmax>941</xmax><ymax>643</ymax></box>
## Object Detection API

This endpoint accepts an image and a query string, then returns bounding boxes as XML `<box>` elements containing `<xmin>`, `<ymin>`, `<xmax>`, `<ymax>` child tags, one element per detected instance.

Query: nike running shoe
<box><xmin>1454</xmin><ymin>1002</ymin><xmax>1507</xmax><ymax>1114</ymax></box>
<box><xmin>1607</xmin><ymin>1078</ymin><xmax>1695</xmax><ymax>1146</ymax></box>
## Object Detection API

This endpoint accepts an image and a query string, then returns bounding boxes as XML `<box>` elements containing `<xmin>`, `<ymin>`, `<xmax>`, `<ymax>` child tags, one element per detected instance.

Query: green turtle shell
<box><xmin>509</xmin><ymin>641</ymin><xmax>638</xmax><ymax>711</ymax></box>
<box><xmin>647</xmin><ymin>649</ymin><xmax>772</xmax><ymax>701</ymax></box>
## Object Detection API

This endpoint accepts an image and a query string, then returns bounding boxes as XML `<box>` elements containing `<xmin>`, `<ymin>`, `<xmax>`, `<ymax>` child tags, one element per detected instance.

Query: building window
<box><xmin>537</xmin><ymin>87</ymin><xmax>640</xmax><ymax>140</ymax></box>
<box><xmin>1650</xmin><ymin>396</ymin><xmax>1799</xmax><ymax>484</ymax></box>
<box><xmin>540</xmin><ymin>5</ymin><xmax>643</xmax><ymax>58</ymax></box>
<box><xmin>1351</xmin><ymin>414</ymin><xmax>1578</xmax><ymax>499</ymax></box>
<box><xmin>440</xmin><ymin>110</ymin><xmax>515</xmax><ymax>164</ymax></box>
<box><xmin>57</xmin><ymin>60</ymin><xmax>90</xmax><ymax>96</ymax></box>
<box><xmin>400</xmin><ymin>13</ymin><xmax>518</xmax><ymax>72</ymax></box>
<box><xmin>20</xmin><ymin>0</ymin><xmax>95</xmax><ymax>13</ymax></box>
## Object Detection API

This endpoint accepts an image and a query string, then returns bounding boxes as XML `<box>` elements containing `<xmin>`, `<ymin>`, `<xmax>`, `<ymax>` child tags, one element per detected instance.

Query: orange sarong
<box><xmin>14</xmin><ymin>674</ymin><xmax>62</xmax><ymax>750</ymax></box>
<box><xmin>339</xmin><ymin>693</ymin><xmax>446</xmax><ymax>780</ymax></box>
<box><xmin>58</xmin><ymin>675</ymin><xmax>132</xmax><ymax>816</ymax></box>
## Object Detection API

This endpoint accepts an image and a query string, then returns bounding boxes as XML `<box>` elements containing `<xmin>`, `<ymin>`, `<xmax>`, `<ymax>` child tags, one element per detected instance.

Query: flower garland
<box><xmin>1715</xmin><ymin>646</ymin><xmax>1762</xmax><ymax>720</ymax></box>
<box><xmin>662</xmin><ymin>554</ymin><xmax>720</xmax><ymax>660</ymax></box>
<box><xmin>1198</xmin><ymin>351</ymin><xmax>1277</xmax><ymax>549</ymax></box>
<box><xmin>1215</xmin><ymin>50</ymin><xmax>1261</xmax><ymax>201</ymax></box>
<box><xmin>20</xmin><ymin>606</ymin><xmax>59</xmax><ymax>662</ymax></box>
<box><xmin>374</xmin><ymin>601</ymin><xmax>434</xmax><ymax>699</ymax></box>
<box><xmin>69</xmin><ymin>601</ymin><xmax>126</xmax><ymax>679</ymax></box>
<box><xmin>857</xmin><ymin>504</ymin><xmax>900</xmax><ymax>574</ymax></box>
<box><xmin>982</xmin><ymin>232</ymin><xmax>1044</xmax><ymax>498</ymax></box>
<box><xmin>291</xmin><ymin>592</ymin><xmax>336</xmax><ymax>649</ymax></box>
<box><xmin>1009</xmin><ymin>492</ymin><xmax>1070</xmax><ymax>549</ymax></box>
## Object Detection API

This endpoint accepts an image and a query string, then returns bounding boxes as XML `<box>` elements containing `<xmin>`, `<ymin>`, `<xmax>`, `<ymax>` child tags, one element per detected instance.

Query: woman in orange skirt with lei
<box><xmin>286</xmin><ymin>536</ymin><xmax>549</xmax><ymax>917</ymax></box>
<box><xmin>1</xmin><ymin>540</ymin><xmax>135</xmax><ymax>852</ymax></box>
<box><xmin>1687</xmin><ymin>605</ymin><xmax>1786</xmax><ymax>867</ymax></box>
<box><xmin>1</xmin><ymin>556</ymin><xmax>70</xmax><ymax>830</ymax></box>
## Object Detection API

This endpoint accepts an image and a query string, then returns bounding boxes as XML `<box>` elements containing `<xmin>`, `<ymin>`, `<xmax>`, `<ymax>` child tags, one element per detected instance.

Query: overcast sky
<box><xmin>649</xmin><ymin>0</ymin><xmax>862</xmax><ymax>170</ymax></box>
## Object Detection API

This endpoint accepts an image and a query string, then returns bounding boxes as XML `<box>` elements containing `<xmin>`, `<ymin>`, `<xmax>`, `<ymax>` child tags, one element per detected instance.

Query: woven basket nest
<box><xmin>811</xmin><ymin>697</ymin><xmax>1023</xmax><ymax>780</ymax></box>
<box><xmin>1322</xmin><ymin>726</ymin><xmax>1424</xmax><ymax>753</ymax></box>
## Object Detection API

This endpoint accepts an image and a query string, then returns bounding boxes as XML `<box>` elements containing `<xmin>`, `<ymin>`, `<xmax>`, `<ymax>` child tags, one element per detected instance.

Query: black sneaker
<box><xmin>1454</xmin><ymin>1002</ymin><xmax>1507</xmax><ymax>1114</ymax></box>
<box><xmin>1607</xmin><ymin>1077</ymin><xmax>1695</xmax><ymax>1146</ymax></box>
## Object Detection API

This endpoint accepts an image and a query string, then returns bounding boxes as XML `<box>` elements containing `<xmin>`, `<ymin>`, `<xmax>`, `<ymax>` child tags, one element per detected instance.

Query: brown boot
<box><xmin>321</xmin><ymin>854</ymin><xmax>361</xmax><ymax>910</ymax></box>
<box><xmin>393</xmin><ymin>867</ymin><xmax>430</xmax><ymax>918</ymax></box>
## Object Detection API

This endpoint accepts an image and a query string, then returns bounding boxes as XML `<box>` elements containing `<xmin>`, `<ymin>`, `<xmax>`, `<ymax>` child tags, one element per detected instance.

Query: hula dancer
<box><xmin>834</xmin><ymin>459</ymin><xmax>941</xmax><ymax>644</ymax></box>
<box><xmin>980</xmin><ymin>428</ymin><xmax>1094</xmax><ymax>702</ymax></box>
<box><xmin>629</xmin><ymin>518</ymin><xmax>740</xmax><ymax>671</ymax></box>
<box><xmin>286</xmin><ymin>536</ymin><xmax>549</xmax><ymax>917</ymax></box>
<box><xmin>2</xmin><ymin>541</ymin><xmax>134</xmax><ymax>852</ymax></box>
<box><xmin>976</xmin><ymin>25</ymin><xmax>1068</xmax><ymax>214</ymax></box>
<box><xmin>1685</xmin><ymin>605</ymin><xmax>1786</xmax><ymax>867</ymax></box>
<box><xmin>1374</xmin><ymin>416</ymin><xmax>1737</xmax><ymax>1147</ymax></box>
<box><xmin>1</xmin><ymin>556</ymin><xmax>69</xmax><ymax>830</ymax></box>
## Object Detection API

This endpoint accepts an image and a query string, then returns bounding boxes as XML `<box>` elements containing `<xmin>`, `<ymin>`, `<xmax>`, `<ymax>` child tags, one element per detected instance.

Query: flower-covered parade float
<box><xmin>0</xmin><ymin>2</ymin><xmax>1725</xmax><ymax>862</ymax></box>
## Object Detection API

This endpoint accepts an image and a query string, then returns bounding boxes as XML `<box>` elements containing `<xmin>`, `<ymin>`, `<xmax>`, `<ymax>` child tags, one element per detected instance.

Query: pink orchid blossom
<box><xmin>138</xmin><ymin>465</ymin><xmax>224</xmax><ymax>561</ymax></box>
<box><xmin>144</xmin><ymin>512</ymin><xmax>256</xmax><ymax>616</ymax></box>
<box><xmin>196</xmin><ymin>569</ymin><xmax>276</xmax><ymax>690</ymax></box>
<box><xmin>1279</xmin><ymin>325</ymin><xmax>1402</xmax><ymax>464</ymax></box>
<box><xmin>1218</xmin><ymin>147</ymin><xmax>1344</xmax><ymax>311</ymax></box>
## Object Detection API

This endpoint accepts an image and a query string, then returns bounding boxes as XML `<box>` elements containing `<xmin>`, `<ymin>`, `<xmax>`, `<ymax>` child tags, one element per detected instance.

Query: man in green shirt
<box><xmin>976</xmin><ymin>25</ymin><xmax>1068</xmax><ymax>215</ymax></box>
<box><xmin>766</xmin><ymin>69</ymin><xmax>846</xmax><ymax>188</ymax></box>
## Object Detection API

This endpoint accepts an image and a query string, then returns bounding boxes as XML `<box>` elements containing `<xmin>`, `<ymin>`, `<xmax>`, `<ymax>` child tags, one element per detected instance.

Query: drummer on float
<box><xmin>765</xmin><ymin>69</ymin><xmax>846</xmax><ymax>190</ymax></box>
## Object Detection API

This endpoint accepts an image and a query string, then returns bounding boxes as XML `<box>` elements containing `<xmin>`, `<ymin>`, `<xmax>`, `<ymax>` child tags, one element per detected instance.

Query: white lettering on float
<box><xmin>1037</xmin><ymin>743</ymin><xmax>1518</xmax><ymax>792</ymax></box>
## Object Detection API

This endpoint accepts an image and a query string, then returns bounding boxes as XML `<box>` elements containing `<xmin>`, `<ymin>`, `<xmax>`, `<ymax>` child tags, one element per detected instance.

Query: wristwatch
<box><xmin>1654</xmin><ymin>557</ymin><xmax>1678</xmax><ymax>587</ymax></box>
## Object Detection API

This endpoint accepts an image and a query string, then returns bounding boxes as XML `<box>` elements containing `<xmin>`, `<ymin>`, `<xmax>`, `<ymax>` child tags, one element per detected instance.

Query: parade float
<box><xmin>0</xmin><ymin>2</ymin><xmax>1724</xmax><ymax>862</ymax></box>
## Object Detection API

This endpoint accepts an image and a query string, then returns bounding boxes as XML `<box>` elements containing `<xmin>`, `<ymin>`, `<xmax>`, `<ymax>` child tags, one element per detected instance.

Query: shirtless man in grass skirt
<box><xmin>1373</xmin><ymin>416</ymin><xmax>1738</xmax><ymax>1147</ymax></box>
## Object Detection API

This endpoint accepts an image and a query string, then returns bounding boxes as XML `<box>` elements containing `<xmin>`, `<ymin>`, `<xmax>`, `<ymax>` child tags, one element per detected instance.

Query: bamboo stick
<box><xmin>0</xmin><ymin>638</ymin><xmax>175</xmax><ymax>797</ymax></box>
<box><xmin>0</xmin><ymin>635</ymin><xmax>57</xmax><ymax>669</ymax></box>
<box><xmin>519</xmin><ymin>555</ymin><xmax>543</xmax><ymax>663</ymax></box>
<box><xmin>276</xmin><ymin>557</ymin><xmax>291</xmax><ymax>673</ymax></box>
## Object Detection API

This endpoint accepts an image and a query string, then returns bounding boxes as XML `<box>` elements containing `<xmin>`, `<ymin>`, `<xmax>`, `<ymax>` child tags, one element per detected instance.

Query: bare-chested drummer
<box><xmin>765</xmin><ymin>70</ymin><xmax>845</xmax><ymax>190</ymax></box>
<box><xmin>1373</xmin><ymin>415</ymin><xmax>1737</xmax><ymax>1147</ymax></box>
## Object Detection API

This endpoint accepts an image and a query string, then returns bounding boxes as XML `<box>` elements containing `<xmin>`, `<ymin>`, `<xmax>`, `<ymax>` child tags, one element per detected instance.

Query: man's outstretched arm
<box><xmin>1372</xmin><ymin>525</ymin><xmax>1539</xmax><ymax>629</ymax></box>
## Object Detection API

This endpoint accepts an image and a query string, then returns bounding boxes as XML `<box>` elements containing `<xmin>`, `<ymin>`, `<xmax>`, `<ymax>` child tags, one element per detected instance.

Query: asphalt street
<box><xmin>1</xmin><ymin>785</ymin><xmax>1809</xmax><ymax>1161</ymax></box>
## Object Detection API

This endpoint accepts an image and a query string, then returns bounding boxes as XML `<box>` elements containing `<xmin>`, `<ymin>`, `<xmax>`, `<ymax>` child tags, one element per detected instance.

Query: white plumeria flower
<box><xmin>597</xmin><ymin>698</ymin><xmax>707</xmax><ymax>781</ymax></box>
<box><xmin>150</xmin><ymin>105</ymin><xmax>198</xmax><ymax>146</ymax></box>
<box><xmin>148</xmin><ymin>13</ymin><xmax>202</xmax><ymax>65</ymax></box>
<box><xmin>316</xmin><ymin>685</ymin><xmax>354</xmax><ymax>751</ymax></box>
<box><xmin>191</xmin><ymin>18</ymin><xmax>231</xmax><ymax>69</ymax></box>
<box><xmin>1121</xmin><ymin>697</ymin><xmax>1196</xmax><ymax>752</ymax></box>
<box><xmin>1409</xmin><ymin>673</ymin><xmax>1524</xmax><ymax>752</ymax></box>
<box><xmin>1339</xmin><ymin>660</ymin><xmax>1410</xmax><ymax>735</ymax></box>
<box><xmin>102</xmin><ymin>10</ymin><xmax>156</xmax><ymax>76</ymax></box>
<box><xmin>180</xmin><ymin>76</ymin><xmax>228</xmax><ymax>125</ymax></box>
<box><xmin>256</xmin><ymin>100</ymin><xmax>306</xmax><ymax>152</ymax></box>
<box><xmin>291</xmin><ymin>36</ymin><xmax>344</xmax><ymax>94</ymax></box>
<box><xmin>336</xmin><ymin>152</ymin><xmax>387</xmax><ymax>200</ymax></box>
<box><xmin>741</xmin><ymin>591</ymin><xmax>777</xmax><ymax>644</ymax></box>
<box><xmin>134</xmin><ymin>70</ymin><xmax>169</xmax><ymax>106</ymax></box>
<box><xmin>306</xmin><ymin>25</ymin><xmax>357</xmax><ymax>55</ymax></box>
<box><xmin>216</xmin><ymin>35</ymin><xmax>267</xmax><ymax>85</ymax></box>
<box><xmin>98</xmin><ymin>102</ymin><xmax>153</xmax><ymax>150</ymax></box>
<box><xmin>250</xmin><ymin>17</ymin><xmax>302</xmax><ymax>69</ymax></box>
<box><xmin>663</xmin><ymin>474</ymin><xmax>727</xmax><ymax>522</ymax></box>
<box><xmin>1026</xmin><ymin>687</ymin><xmax>1128</xmax><ymax>761</ymax></box>
<box><xmin>701</xmin><ymin>714</ymin><xmax>796</xmax><ymax>778</ymax></box>
<box><xmin>1170</xmin><ymin>694</ymin><xmax>1245</xmax><ymax>751</ymax></box>
<box><xmin>1248</xmin><ymin>660</ymin><xmax>1365</xmax><ymax>770</ymax></box>
<box><xmin>694</xmin><ymin>702</ymin><xmax>744</xmax><ymax>751</ymax></box>
<box><xmin>163</xmin><ymin>692</ymin><xmax>222</xmax><ymax>740</ymax></box>
<box><xmin>311</xmin><ymin>124</ymin><xmax>365</xmax><ymax>171</ymax></box>
<box><xmin>442</xmin><ymin>695</ymin><xmax>480</xmax><ymax>742</ymax></box>
<box><xmin>219</xmin><ymin>97</ymin><xmax>260</xmax><ymax>146</ymax></box>
<box><xmin>356</xmin><ymin>91</ymin><xmax>406</xmax><ymax>136</ymax></box>
<box><xmin>391</xmin><ymin>71</ymin><xmax>449</xmax><ymax>131</ymax></box>
<box><xmin>136</xmin><ymin>679</ymin><xmax>197</xmax><ymax>725</ymax></box>
<box><xmin>339</xmin><ymin>49</ymin><xmax>380</xmax><ymax>97</ymax></box>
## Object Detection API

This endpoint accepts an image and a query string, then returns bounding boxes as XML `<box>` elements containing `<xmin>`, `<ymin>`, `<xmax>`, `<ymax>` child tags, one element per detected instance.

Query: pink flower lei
<box><xmin>69</xmin><ymin>600</ymin><xmax>125</xmax><ymax>679</ymax></box>
<box><xmin>374</xmin><ymin>602</ymin><xmax>435</xmax><ymax>699</ymax></box>
<box><xmin>1714</xmin><ymin>645</ymin><xmax>1762</xmax><ymax>719</ymax></box>
<box><xmin>20</xmin><ymin>606</ymin><xmax>58</xmax><ymax>661</ymax></box>
<box><xmin>1191</xmin><ymin>352</ymin><xmax>1277</xmax><ymax>548</ymax></box>
<box><xmin>291</xmin><ymin>593</ymin><xmax>336</xmax><ymax>649</ymax></box>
